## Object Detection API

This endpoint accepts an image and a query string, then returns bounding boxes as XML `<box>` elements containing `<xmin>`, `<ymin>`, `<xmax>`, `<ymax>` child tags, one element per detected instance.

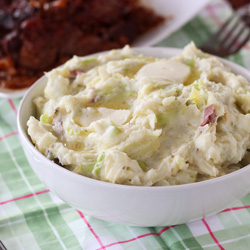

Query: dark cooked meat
<box><xmin>0</xmin><ymin>0</ymin><xmax>164</xmax><ymax>89</ymax></box>
<box><xmin>0</xmin><ymin>0</ymin><xmax>36</xmax><ymax>36</ymax></box>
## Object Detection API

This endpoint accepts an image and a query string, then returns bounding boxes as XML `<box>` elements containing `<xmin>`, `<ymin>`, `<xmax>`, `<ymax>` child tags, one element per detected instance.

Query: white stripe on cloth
<box><xmin>0</xmin><ymin>215</ymin><xmax>26</xmax><ymax>228</ymax></box>
<box><xmin>187</xmin><ymin>220</ymin><xmax>208</xmax><ymax>237</ymax></box>
<box><xmin>0</xmin><ymin>174</ymin><xmax>13</xmax><ymax>203</ymax></box>
<box><xmin>128</xmin><ymin>227</ymin><xmax>147</xmax><ymax>250</ymax></box>
<box><xmin>0</xmin><ymin>99</ymin><xmax>6</xmax><ymax>107</ymax></box>
<box><xmin>0</xmin><ymin>207</ymin><xmax>24</xmax><ymax>250</ymax></box>
<box><xmin>231</xmin><ymin>209</ymin><xmax>243</xmax><ymax>225</ymax></box>
<box><xmin>202</xmin><ymin>234</ymin><xmax>250</xmax><ymax>248</ymax></box>
<box><xmin>204</xmin><ymin>214</ymin><xmax>225</xmax><ymax>232</ymax></box>
<box><xmin>171</xmin><ymin>227</ymin><xmax>190</xmax><ymax>250</ymax></box>
<box><xmin>0</xmin><ymin>204</ymin><xmax>41</xmax><ymax>250</ymax></box>
<box><xmin>59</xmin><ymin>207</ymin><xmax>75</xmax><ymax>214</ymax></box>
<box><xmin>0</xmin><ymin>179</ymin><xmax>41</xmax><ymax>250</ymax></box>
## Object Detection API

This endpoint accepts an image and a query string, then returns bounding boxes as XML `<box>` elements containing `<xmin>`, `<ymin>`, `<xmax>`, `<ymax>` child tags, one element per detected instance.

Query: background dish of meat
<box><xmin>0</xmin><ymin>0</ymin><xmax>164</xmax><ymax>90</ymax></box>
<box><xmin>0</xmin><ymin>0</ymin><xmax>210</xmax><ymax>98</ymax></box>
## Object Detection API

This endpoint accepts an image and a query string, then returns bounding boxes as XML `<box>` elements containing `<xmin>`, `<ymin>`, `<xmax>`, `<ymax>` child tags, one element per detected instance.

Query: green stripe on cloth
<box><xmin>0</xmin><ymin>142</ymin><xmax>42</xmax><ymax>197</ymax></box>
<box><xmin>1</xmin><ymin>175</ymin><xmax>82</xmax><ymax>249</ymax></box>
<box><xmin>237</xmin><ymin>194</ymin><xmax>250</xmax><ymax>223</ymax></box>
<box><xmin>36</xmin><ymin>200</ymin><xmax>82</xmax><ymax>249</ymax></box>
<box><xmin>23</xmin><ymin>211</ymin><xmax>66</xmax><ymax>250</ymax></box>
<box><xmin>171</xmin><ymin>224</ymin><xmax>203</xmax><ymax>249</ymax></box>
<box><xmin>0</xmin><ymin>130</ymin><xmax>81</xmax><ymax>249</ymax></box>
<box><xmin>207</xmin><ymin>224</ymin><xmax>250</xmax><ymax>250</ymax></box>
<box><xmin>182</xmin><ymin>16</ymin><xmax>213</xmax><ymax>46</ymax></box>
<box><xmin>157</xmin><ymin>227</ymin><xmax>186</xmax><ymax>249</ymax></box>
<box><xmin>0</xmin><ymin>183</ymin><xmax>66</xmax><ymax>249</ymax></box>
<box><xmin>157</xmin><ymin>15</ymin><xmax>215</xmax><ymax>48</ymax></box>
<box><xmin>228</xmin><ymin>52</ymin><xmax>247</xmax><ymax>67</ymax></box>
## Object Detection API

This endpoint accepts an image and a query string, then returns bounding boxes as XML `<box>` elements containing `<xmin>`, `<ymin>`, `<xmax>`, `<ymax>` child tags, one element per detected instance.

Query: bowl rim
<box><xmin>17</xmin><ymin>46</ymin><xmax>250</xmax><ymax>191</ymax></box>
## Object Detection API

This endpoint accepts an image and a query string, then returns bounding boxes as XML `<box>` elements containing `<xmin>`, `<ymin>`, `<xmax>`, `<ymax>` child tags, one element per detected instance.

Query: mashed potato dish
<box><xmin>27</xmin><ymin>43</ymin><xmax>250</xmax><ymax>186</ymax></box>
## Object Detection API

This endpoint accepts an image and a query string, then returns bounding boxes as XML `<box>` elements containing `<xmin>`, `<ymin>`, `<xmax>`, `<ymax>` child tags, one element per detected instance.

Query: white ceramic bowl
<box><xmin>17</xmin><ymin>47</ymin><xmax>250</xmax><ymax>227</ymax></box>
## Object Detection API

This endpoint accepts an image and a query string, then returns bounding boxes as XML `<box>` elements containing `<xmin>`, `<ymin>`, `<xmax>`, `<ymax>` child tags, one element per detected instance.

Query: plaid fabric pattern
<box><xmin>1</xmin><ymin>0</ymin><xmax>250</xmax><ymax>249</ymax></box>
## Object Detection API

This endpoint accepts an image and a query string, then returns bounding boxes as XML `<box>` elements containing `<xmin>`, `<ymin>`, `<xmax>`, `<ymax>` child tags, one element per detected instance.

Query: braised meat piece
<box><xmin>0</xmin><ymin>0</ymin><xmax>164</xmax><ymax>89</ymax></box>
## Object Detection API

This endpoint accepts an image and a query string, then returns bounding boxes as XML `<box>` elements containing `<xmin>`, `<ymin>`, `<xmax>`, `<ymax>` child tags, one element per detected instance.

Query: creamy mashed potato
<box><xmin>27</xmin><ymin>43</ymin><xmax>250</xmax><ymax>186</ymax></box>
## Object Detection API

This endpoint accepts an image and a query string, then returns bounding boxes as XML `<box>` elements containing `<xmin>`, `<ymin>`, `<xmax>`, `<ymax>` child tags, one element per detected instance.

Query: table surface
<box><xmin>1</xmin><ymin>0</ymin><xmax>250</xmax><ymax>249</ymax></box>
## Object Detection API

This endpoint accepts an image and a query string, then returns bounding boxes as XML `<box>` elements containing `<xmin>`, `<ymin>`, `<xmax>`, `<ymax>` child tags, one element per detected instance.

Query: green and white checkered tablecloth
<box><xmin>1</xmin><ymin>0</ymin><xmax>250</xmax><ymax>249</ymax></box>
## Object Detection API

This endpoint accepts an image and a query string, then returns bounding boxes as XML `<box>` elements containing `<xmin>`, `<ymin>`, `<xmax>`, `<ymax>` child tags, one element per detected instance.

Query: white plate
<box><xmin>1</xmin><ymin>0</ymin><xmax>210</xmax><ymax>99</ymax></box>
<box><xmin>0</xmin><ymin>86</ymin><xmax>29</xmax><ymax>99</ymax></box>
<box><xmin>134</xmin><ymin>0</ymin><xmax>211</xmax><ymax>46</ymax></box>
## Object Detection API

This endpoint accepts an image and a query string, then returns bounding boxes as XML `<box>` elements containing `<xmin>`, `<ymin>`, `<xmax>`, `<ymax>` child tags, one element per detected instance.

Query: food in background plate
<box><xmin>0</xmin><ymin>0</ymin><xmax>164</xmax><ymax>89</ymax></box>
<box><xmin>27</xmin><ymin>43</ymin><xmax>250</xmax><ymax>186</ymax></box>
